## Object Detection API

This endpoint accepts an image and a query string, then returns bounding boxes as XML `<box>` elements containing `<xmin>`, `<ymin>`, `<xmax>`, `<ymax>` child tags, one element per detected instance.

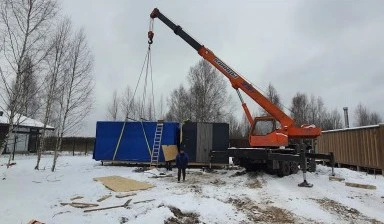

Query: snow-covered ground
<box><xmin>1</xmin><ymin>154</ymin><xmax>384</xmax><ymax>224</ymax></box>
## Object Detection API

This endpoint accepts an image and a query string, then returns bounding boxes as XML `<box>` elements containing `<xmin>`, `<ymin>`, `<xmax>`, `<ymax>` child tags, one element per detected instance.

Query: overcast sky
<box><xmin>61</xmin><ymin>0</ymin><xmax>384</xmax><ymax>137</ymax></box>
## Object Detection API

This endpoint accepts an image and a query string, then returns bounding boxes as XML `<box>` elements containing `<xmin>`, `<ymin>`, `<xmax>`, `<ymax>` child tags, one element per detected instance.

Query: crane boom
<box><xmin>149</xmin><ymin>8</ymin><xmax>321</xmax><ymax>147</ymax></box>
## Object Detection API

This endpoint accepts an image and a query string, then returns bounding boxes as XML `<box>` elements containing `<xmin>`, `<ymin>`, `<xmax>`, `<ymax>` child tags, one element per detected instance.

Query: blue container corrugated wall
<box><xmin>93</xmin><ymin>121</ymin><xmax>180</xmax><ymax>162</ymax></box>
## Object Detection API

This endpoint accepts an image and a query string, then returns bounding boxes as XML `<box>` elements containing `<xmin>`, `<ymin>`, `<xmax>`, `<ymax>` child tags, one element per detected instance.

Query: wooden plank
<box><xmin>379</xmin><ymin>124</ymin><xmax>384</xmax><ymax>173</ymax></box>
<box><xmin>70</xmin><ymin>196</ymin><xmax>83</xmax><ymax>201</ymax></box>
<box><xmin>60</xmin><ymin>202</ymin><xmax>99</xmax><ymax>208</ymax></box>
<box><xmin>133</xmin><ymin>199</ymin><xmax>155</xmax><ymax>204</ymax></box>
<box><xmin>345</xmin><ymin>182</ymin><xmax>376</xmax><ymax>190</ymax></box>
<box><xmin>371</xmin><ymin>128</ymin><xmax>378</xmax><ymax>168</ymax></box>
<box><xmin>84</xmin><ymin>199</ymin><xmax>131</xmax><ymax>213</ymax></box>
<box><xmin>116</xmin><ymin>192</ymin><xmax>137</xmax><ymax>198</ymax></box>
<box><xmin>361</xmin><ymin>129</ymin><xmax>367</xmax><ymax>167</ymax></box>
<box><xmin>367</xmin><ymin>129</ymin><xmax>372</xmax><ymax>167</ymax></box>
<box><xmin>329</xmin><ymin>176</ymin><xmax>345</xmax><ymax>182</ymax></box>
<box><xmin>162</xmin><ymin>145</ymin><xmax>178</xmax><ymax>161</ymax></box>
<box><xmin>97</xmin><ymin>194</ymin><xmax>112</xmax><ymax>202</ymax></box>
<box><xmin>27</xmin><ymin>220</ymin><xmax>44</xmax><ymax>224</ymax></box>
<box><xmin>341</xmin><ymin>132</ymin><xmax>345</xmax><ymax>163</ymax></box>
<box><xmin>94</xmin><ymin>176</ymin><xmax>154</xmax><ymax>192</ymax></box>
<box><xmin>353</xmin><ymin>130</ymin><xmax>358</xmax><ymax>165</ymax></box>
<box><xmin>341</xmin><ymin>132</ymin><xmax>345</xmax><ymax>164</ymax></box>
<box><xmin>373</xmin><ymin>129</ymin><xmax>379</xmax><ymax>168</ymax></box>
<box><xmin>345</xmin><ymin>131</ymin><xmax>350</xmax><ymax>164</ymax></box>
<box><xmin>363</xmin><ymin>129</ymin><xmax>368</xmax><ymax>167</ymax></box>
<box><xmin>356</xmin><ymin>130</ymin><xmax>362</xmax><ymax>167</ymax></box>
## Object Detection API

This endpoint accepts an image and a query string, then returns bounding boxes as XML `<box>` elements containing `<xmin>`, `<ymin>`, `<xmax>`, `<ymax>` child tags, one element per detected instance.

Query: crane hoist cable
<box><xmin>140</xmin><ymin>19</ymin><xmax>156</xmax><ymax>120</ymax></box>
<box><xmin>112</xmin><ymin>19</ymin><xmax>156</xmax><ymax>160</ymax></box>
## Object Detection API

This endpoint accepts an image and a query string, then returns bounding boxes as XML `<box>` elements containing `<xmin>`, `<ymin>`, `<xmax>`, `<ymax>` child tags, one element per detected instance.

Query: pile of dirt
<box><xmin>164</xmin><ymin>206</ymin><xmax>200</xmax><ymax>224</ymax></box>
<box><xmin>314</xmin><ymin>198</ymin><xmax>382</xmax><ymax>223</ymax></box>
<box><xmin>228</xmin><ymin>197</ymin><xmax>296</xmax><ymax>223</ymax></box>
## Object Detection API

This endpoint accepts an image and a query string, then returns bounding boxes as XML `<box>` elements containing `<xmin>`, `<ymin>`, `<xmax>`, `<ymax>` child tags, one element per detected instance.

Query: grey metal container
<box><xmin>181</xmin><ymin>122</ymin><xmax>229</xmax><ymax>164</ymax></box>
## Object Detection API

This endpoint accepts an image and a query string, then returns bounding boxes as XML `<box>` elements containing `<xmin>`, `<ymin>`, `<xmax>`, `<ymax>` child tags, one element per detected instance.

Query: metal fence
<box><xmin>44</xmin><ymin>137</ymin><xmax>95</xmax><ymax>155</ymax></box>
<box><xmin>318</xmin><ymin>124</ymin><xmax>384</xmax><ymax>171</ymax></box>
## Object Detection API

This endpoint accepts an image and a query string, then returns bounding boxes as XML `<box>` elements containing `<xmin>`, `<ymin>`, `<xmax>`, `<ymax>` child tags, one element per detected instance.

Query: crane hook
<box><xmin>148</xmin><ymin>31</ymin><xmax>154</xmax><ymax>44</ymax></box>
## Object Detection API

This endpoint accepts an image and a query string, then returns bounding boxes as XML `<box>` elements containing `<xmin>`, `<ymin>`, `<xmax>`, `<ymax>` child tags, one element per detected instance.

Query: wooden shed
<box><xmin>0</xmin><ymin>112</ymin><xmax>54</xmax><ymax>153</ymax></box>
<box><xmin>318</xmin><ymin>124</ymin><xmax>384</xmax><ymax>173</ymax></box>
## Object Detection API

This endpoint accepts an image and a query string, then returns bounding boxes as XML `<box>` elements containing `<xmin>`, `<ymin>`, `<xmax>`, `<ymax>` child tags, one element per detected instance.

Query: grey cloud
<box><xmin>59</xmin><ymin>0</ymin><xmax>384</xmax><ymax>136</ymax></box>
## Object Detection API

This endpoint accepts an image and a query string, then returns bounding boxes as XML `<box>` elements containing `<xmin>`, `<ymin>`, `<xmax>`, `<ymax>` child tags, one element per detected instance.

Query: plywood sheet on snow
<box><xmin>162</xmin><ymin>145</ymin><xmax>178</xmax><ymax>161</ymax></box>
<box><xmin>94</xmin><ymin>176</ymin><xmax>154</xmax><ymax>192</ymax></box>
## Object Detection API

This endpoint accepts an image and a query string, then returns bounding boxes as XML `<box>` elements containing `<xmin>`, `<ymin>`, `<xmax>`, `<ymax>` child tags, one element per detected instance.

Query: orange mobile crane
<box><xmin>148</xmin><ymin>8</ymin><xmax>335</xmax><ymax>187</ymax></box>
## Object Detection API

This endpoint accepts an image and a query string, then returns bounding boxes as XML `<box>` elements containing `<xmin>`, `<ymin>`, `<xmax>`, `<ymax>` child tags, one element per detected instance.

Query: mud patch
<box><xmin>119</xmin><ymin>217</ymin><xmax>129</xmax><ymax>223</ymax></box>
<box><xmin>164</xmin><ymin>206</ymin><xmax>200</xmax><ymax>224</ymax></box>
<box><xmin>245</xmin><ymin>172</ymin><xmax>264</xmax><ymax>188</ymax></box>
<box><xmin>230</xmin><ymin>169</ymin><xmax>246</xmax><ymax>177</ymax></box>
<box><xmin>210</xmin><ymin>178</ymin><xmax>226</xmax><ymax>186</ymax></box>
<box><xmin>189</xmin><ymin>184</ymin><xmax>202</xmax><ymax>194</ymax></box>
<box><xmin>246</xmin><ymin>178</ymin><xmax>262</xmax><ymax>189</ymax></box>
<box><xmin>228</xmin><ymin>197</ymin><xmax>296</xmax><ymax>223</ymax></box>
<box><xmin>314</xmin><ymin>198</ymin><xmax>382</xmax><ymax>224</ymax></box>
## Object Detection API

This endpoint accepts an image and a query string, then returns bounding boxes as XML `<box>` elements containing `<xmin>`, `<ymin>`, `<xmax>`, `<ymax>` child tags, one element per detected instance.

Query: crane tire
<box><xmin>290</xmin><ymin>162</ymin><xmax>299</xmax><ymax>174</ymax></box>
<box><xmin>277</xmin><ymin>161</ymin><xmax>290</xmax><ymax>177</ymax></box>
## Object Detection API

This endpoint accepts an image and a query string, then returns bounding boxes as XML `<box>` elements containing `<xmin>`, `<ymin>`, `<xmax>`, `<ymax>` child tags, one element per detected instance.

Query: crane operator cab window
<box><xmin>251</xmin><ymin>117</ymin><xmax>281</xmax><ymax>136</ymax></box>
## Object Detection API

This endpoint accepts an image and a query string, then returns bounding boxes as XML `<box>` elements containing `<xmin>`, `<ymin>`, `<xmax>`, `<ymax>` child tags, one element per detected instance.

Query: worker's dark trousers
<box><xmin>178</xmin><ymin>168</ymin><xmax>186</xmax><ymax>181</ymax></box>
<box><xmin>166</xmin><ymin>161</ymin><xmax>172</xmax><ymax>171</ymax></box>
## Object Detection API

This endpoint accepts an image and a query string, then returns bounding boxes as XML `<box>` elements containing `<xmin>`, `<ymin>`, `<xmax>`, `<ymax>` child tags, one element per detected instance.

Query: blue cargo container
<box><xmin>93</xmin><ymin>121</ymin><xmax>180</xmax><ymax>162</ymax></box>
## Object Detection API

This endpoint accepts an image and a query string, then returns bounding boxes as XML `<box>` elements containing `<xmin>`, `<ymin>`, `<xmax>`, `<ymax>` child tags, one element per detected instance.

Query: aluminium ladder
<box><xmin>150</xmin><ymin>120</ymin><xmax>164</xmax><ymax>168</ymax></box>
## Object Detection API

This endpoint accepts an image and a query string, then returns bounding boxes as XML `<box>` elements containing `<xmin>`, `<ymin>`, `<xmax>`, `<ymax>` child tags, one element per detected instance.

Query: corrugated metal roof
<box><xmin>321</xmin><ymin>124</ymin><xmax>381</xmax><ymax>133</ymax></box>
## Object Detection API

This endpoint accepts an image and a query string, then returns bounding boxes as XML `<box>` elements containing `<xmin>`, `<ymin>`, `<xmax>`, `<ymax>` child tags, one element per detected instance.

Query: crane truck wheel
<box><xmin>308</xmin><ymin>159</ymin><xmax>316</xmax><ymax>172</ymax></box>
<box><xmin>237</xmin><ymin>158</ymin><xmax>254</xmax><ymax>171</ymax></box>
<box><xmin>277</xmin><ymin>161</ymin><xmax>291</xmax><ymax>177</ymax></box>
<box><xmin>290</xmin><ymin>162</ymin><xmax>299</xmax><ymax>174</ymax></box>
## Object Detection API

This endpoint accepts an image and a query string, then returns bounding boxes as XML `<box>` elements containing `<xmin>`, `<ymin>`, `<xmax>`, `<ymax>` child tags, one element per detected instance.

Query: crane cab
<box><xmin>249</xmin><ymin>116</ymin><xmax>289</xmax><ymax>147</ymax></box>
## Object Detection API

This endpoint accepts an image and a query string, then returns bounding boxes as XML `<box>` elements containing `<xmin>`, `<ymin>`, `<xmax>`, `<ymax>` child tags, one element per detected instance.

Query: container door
<box><xmin>196</xmin><ymin>123</ymin><xmax>212</xmax><ymax>163</ymax></box>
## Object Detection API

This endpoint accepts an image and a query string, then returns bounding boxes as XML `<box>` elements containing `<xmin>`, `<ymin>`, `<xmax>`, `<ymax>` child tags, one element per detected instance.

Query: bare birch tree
<box><xmin>307</xmin><ymin>95</ymin><xmax>326</xmax><ymax>127</ymax></box>
<box><xmin>259</xmin><ymin>83</ymin><xmax>282</xmax><ymax>116</ymax></box>
<box><xmin>188</xmin><ymin>60</ymin><xmax>230</xmax><ymax>122</ymax></box>
<box><xmin>106</xmin><ymin>90</ymin><xmax>119</xmax><ymax>120</ymax></box>
<box><xmin>165</xmin><ymin>60</ymin><xmax>232</xmax><ymax>123</ymax></box>
<box><xmin>35</xmin><ymin>17</ymin><xmax>70</xmax><ymax>170</ymax></box>
<box><xmin>369</xmin><ymin>112</ymin><xmax>382</xmax><ymax>125</ymax></box>
<box><xmin>6</xmin><ymin>55</ymin><xmax>41</xmax><ymax>118</ymax></box>
<box><xmin>227</xmin><ymin>114</ymin><xmax>243</xmax><ymax>138</ymax></box>
<box><xmin>322</xmin><ymin>109</ymin><xmax>343</xmax><ymax>130</ymax></box>
<box><xmin>165</xmin><ymin>85</ymin><xmax>191</xmax><ymax>122</ymax></box>
<box><xmin>354</xmin><ymin>103</ymin><xmax>382</xmax><ymax>126</ymax></box>
<box><xmin>120</xmin><ymin>85</ymin><xmax>142</xmax><ymax>121</ymax></box>
<box><xmin>0</xmin><ymin>0</ymin><xmax>58</xmax><ymax>157</ymax></box>
<box><xmin>51</xmin><ymin>27</ymin><xmax>94</xmax><ymax>171</ymax></box>
<box><xmin>290</xmin><ymin>92</ymin><xmax>309</xmax><ymax>126</ymax></box>
<box><xmin>156</xmin><ymin>95</ymin><xmax>165</xmax><ymax>120</ymax></box>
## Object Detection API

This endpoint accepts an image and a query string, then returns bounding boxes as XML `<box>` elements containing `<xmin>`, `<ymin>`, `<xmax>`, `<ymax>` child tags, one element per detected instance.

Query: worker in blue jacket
<box><xmin>175</xmin><ymin>148</ymin><xmax>189</xmax><ymax>182</ymax></box>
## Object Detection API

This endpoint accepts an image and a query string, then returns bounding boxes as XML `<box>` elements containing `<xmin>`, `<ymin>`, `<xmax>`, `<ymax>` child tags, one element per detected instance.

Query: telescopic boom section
<box><xmin>149</xmin><ymin>8</ymin><xmax>321</xmax><ymax>139</ymax></box>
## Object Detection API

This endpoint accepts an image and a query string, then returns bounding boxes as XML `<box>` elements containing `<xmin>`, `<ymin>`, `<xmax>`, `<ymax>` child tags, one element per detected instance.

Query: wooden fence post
<box><xmin>72</xmin><ymin>138</ymin><xmax>75</xmax><ymax>156</ymax></box>
<box><xmin>85</xmin><ymin>140</ymin><xmax>88</xmax><ymax>155</ymax></box>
